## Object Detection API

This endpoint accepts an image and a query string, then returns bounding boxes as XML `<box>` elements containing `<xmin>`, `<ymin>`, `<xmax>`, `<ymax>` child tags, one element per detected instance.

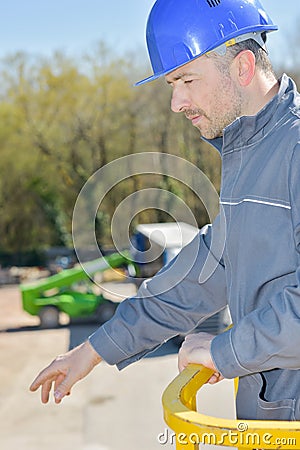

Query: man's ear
<box><xmin>234</xmin><ymin>50</ymin><xmax>256</xmax><ymax>87</ymax></box>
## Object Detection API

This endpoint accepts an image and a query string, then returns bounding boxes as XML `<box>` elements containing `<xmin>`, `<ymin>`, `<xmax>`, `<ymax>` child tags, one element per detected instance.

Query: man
<box><xmin>30</xmin><ymin>0</ymin><xmax>300</xmax><ymax>421</ymax></box>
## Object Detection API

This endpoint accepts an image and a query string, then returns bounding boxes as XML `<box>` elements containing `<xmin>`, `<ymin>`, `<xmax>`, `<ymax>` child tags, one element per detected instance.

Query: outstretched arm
<box><xmin>30</xmin><ymin>218</ymin><xmax>226</xmax><ymax>402</ymax></box>
<box><xmin>30</xmin><ymin>340</ymin><xmax>102</xmax><ymax>403</ymax></box>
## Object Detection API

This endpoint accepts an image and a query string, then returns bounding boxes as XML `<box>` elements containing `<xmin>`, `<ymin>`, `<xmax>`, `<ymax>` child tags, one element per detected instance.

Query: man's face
<box><xmin>165</xmin><ymin>55</ymin><xmax>243</xmax><ymax>139</ymax></box>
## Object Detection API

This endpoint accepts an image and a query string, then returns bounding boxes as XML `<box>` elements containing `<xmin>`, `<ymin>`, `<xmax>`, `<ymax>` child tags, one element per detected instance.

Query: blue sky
<box><xmin>0</xmin><ymin>1</ymin><xmax>299</xmax><ymax>68</ymax></box>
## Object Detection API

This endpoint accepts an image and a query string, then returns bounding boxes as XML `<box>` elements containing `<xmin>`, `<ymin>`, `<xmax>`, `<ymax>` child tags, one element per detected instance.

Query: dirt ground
<box><xmin>0</xmin><ymin>285</ymin><xmax>179</xmax><ymax>450</ymax></box>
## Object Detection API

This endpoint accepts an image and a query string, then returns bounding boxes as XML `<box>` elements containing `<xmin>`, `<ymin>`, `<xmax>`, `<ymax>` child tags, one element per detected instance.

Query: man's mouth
<box><xmin>186</xmin><ymin>114</ymin><xmax>202</xmax><ymax>126</ymax></box>
<box><xmin>190</xmin><ymin>115</ymin><xmax>202</xmax><ymax>125</ymax></box>
<box><xmin>185</xmin><ymin>110</ymin><xmax>205</xmax><ymax>126</ymax></box>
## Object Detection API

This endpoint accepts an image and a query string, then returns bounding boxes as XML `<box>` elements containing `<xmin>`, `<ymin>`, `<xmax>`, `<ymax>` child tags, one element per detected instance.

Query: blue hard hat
<box><xmin>136</xmin><ymin>0</ymin><xmax>278</xmax><ymax>85</ymax></box>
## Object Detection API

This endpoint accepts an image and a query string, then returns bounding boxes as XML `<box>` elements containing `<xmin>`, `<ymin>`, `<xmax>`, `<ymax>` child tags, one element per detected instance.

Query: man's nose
<box><xmin>171</xmin><ymin>87</ymin><xmax>190</xmax><ymax>113</ymax></box>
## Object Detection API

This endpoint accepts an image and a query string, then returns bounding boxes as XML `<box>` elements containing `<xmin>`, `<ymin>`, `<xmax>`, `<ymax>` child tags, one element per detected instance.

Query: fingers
<box><xmin>29</xmin><ymin>361</ymin><xmax>69</xmax><ymax>403</ymax></box>
<box><xmin>30</xmin><ymin>369</ymin><xmax>72</xmax><ymax>404</ymax></box>
<box><xmin>53</xmin><ymin>373</ymin><xmax>69</xmax><ymax>403</ymax></box>
<box><xmin>30</xmin><ymin>361</ymin><xmax>60</xmax><ymax>392</ymax></box>
<box><xmin>178</xmin><ymin>332</ymin><xmax>222</xmax><ymax>379</ymax></box>
<box><xmin>30</xmin><ymin>375</ymin><xmax>42</xmax><ymax>392</ymax></box>
<box><xmin>41</xmin><ymin>379</ymin><xmax>53</xmax><ymax>404</ymax></box>
<box><xmin>208</xmin><ymin>372</ymin><xmax>224</xmax><ymax>385</ymax></box>
<box><xmin>30</xmin><ymin>341</ymin><xmax>103</xmax><ymax>404</ymax></box>
<box><xmin>53</xmin><ymin>373</ymin><xmax>74</xmax><ymax>402</ymax></box>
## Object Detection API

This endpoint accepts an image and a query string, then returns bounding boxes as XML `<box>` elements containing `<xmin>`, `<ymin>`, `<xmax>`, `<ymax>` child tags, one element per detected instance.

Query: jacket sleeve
<box><xmin>211</xmin><ymin>144</ymin><xmax>300</xmax><ymax>378</ymax></box>
<box><xmin>89</xmin><ymin>216</ymin><xmax>227</xmax><ymax>369</ymax></box>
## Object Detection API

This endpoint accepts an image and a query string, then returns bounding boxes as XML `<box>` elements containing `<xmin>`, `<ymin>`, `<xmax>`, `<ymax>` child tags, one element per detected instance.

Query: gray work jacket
<box><xmin>89</xmin><ymin>74</ymin><xmax>300</xmax><ymax>420</ymax></box>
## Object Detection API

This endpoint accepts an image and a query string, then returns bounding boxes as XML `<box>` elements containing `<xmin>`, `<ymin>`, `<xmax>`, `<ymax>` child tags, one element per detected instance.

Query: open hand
<box><xmin>30</xmin><ymin>340</ymin><xmax>102</xmax><ymax>404</ymax></box>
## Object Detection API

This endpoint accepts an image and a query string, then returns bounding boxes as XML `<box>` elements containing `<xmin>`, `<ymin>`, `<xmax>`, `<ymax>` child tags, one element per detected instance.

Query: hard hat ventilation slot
<box><xmin>206</xmin><ymin>0</ymin><xmax>222</xmax><ymax>7</ymax></box>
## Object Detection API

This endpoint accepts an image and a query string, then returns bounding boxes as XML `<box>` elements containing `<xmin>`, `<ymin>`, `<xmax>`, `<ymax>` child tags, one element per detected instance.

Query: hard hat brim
<box><xmin>135</xmin><ymin>26</ymin><xmax>278</xmax><ymax>87</ymax></box>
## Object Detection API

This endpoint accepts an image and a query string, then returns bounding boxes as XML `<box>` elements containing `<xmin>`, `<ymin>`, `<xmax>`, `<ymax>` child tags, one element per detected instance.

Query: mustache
<box><xmin>184</xmin><ymin>109</ymin><xmax>207</xmax><ymax>119</ymax></box>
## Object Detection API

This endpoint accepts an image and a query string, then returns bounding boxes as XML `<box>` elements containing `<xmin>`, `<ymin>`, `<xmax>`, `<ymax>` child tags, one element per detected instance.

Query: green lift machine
<box><xmin>20</xmin><ymin>252</ymin><xmax>135</xmax><ymax>328</ymax></box>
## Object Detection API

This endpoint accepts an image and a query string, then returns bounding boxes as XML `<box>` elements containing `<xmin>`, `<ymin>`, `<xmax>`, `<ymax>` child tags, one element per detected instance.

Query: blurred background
<box><xmin>0</xmin><ymin>1</ymin><xmax>299</xmax><ymax>449</ymax></box>
<box><xmin>0</xmin><ymin>0</ymin><xmax>298</xmax><ymax>269</ymax></box>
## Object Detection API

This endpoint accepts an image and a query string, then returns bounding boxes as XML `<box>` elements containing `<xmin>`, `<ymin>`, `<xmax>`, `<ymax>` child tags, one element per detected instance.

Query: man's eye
<box><xmin>184</xmin><ymin>79</ymin><xmax>193</xmax><ymax>84</ymax></box>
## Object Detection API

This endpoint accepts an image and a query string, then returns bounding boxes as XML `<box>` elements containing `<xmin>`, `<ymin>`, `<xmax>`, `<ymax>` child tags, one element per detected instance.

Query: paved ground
<box><xmin>0</xmin><ymin>285</ymin><xmax>235</xmax><ymax>450</ymax></box>
<box><xmin>0</xmin><ymin>285</ymin><xmax>180</xmax><ymax>450</ymax></box>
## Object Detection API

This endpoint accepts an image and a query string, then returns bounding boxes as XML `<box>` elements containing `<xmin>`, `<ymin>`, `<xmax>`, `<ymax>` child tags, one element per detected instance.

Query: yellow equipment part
<box><xmin>162</xmin><ymin>364</ymin><xmax>300</xmax><ymax>450</ymax></box>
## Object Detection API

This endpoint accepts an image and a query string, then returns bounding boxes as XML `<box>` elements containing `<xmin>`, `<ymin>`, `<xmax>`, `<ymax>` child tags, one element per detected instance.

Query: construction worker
<box><xmin>30</xmin><ymin>0</ymin><xmax>300</xmax><ymax>421</ymax></box>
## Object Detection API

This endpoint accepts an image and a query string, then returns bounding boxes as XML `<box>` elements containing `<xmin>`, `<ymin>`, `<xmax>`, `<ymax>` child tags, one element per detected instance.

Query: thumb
<box><xmin>178</xmin><ymin>348</ymin><xmax>188</xmax><ymax>373</ymax></box>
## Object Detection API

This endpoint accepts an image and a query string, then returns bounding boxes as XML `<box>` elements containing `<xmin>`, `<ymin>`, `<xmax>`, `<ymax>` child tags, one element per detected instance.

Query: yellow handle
<box><xmin>162</xmin><ymin>364</ymin><xmax>300</xmax><ymax>449</ymax></box>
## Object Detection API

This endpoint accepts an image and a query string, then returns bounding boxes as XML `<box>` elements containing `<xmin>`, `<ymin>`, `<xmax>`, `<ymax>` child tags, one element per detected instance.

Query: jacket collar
<box><xmin>205</xmin><ymin>74</ymin><xmax>298</xmax><ymax>155</ymax></box>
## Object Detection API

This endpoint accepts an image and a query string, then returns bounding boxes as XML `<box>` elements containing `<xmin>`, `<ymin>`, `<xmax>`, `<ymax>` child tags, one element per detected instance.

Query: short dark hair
<box><xmin>208</xmin><ymin>36</ymin><xmax>276</xmax><ymax>79</ymax></box>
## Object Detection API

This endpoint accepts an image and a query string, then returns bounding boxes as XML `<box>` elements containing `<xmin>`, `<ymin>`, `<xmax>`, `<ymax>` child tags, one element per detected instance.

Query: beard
<box><xmin>185</xmin><ymin>78</ymin><xmax>243</xmax><ymax>139</ymax></box>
